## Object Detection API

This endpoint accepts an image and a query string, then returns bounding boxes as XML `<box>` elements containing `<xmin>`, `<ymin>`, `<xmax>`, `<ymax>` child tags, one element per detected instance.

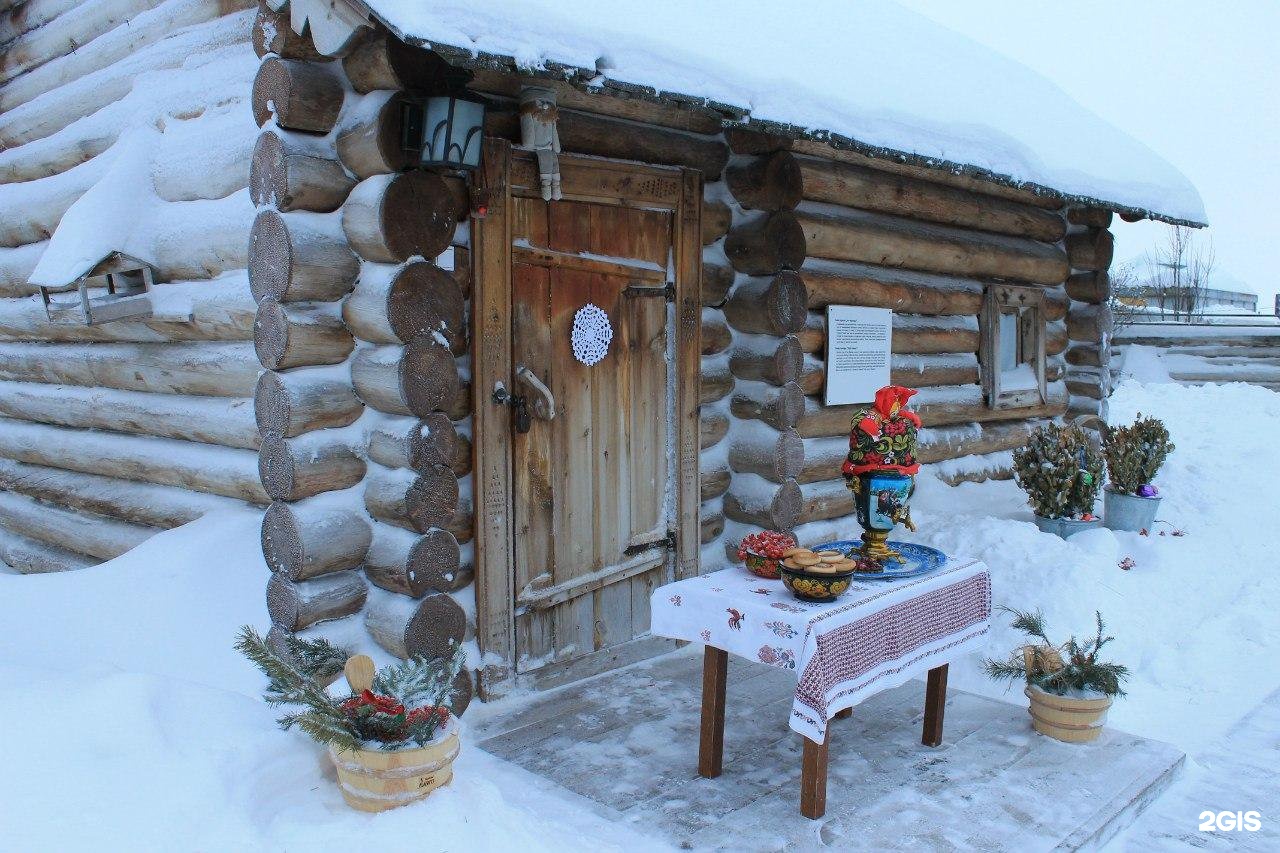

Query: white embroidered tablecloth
<box><xmin>650</xmin><ymin>557</ymin><xmax>991</xmax><ymax>744</ymax></box>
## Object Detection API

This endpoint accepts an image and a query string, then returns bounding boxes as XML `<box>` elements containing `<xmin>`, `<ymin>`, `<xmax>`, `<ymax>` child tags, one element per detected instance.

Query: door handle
<box><xmin>515</xmin><ymin>364</ymin><xmax>556</xmax><ymax>420</ymax></box>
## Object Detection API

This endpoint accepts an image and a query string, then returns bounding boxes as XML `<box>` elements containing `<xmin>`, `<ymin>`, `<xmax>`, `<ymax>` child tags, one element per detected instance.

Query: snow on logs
<box><xmin>366</xmin><ymin>413</ymin><xmax>470</xmax><ymax>475</ymax></box>
<box><xmin>729</xmin><ymin>334</ymin><xmax>803</xmax><ymax>385</ymax></box>
<box><xmin>362</xmin><ymin>464</ymin><xmax>461</xmax><ymax>535</ymax></box>
<box><xmin>341</xmin><ymin>29</ymin><xmax>452</xmax><ymax>93</ymax></box>
<box><xmin>248</xmin><ymin>209</ymin><xmax>357</xmax><ymax>303</ymax></box>
<box><xmin>252</xmin><ymin>56</ymin><xmax>344</xmax><ymax>134</ymax></box>
<box><xmin>254</xmin><ymin>299</ymin><xmax>354</xmax><ymax>370</ymax></box>
<box><xmin>261</xmin><ymin>498</ymin><xmax>371</xmax><ymax>581</ymax></box>
<box><xmin>0</xmin><ymin>489</ymin><xmax>155</xmax><ymax>561</ymax></box>
<box><xmin>340</xmin><ymin>171</ymin><xmax>459</xmax><ymax>264</ymax></box>
<box><xmin>0</xmin><ymin>529</ymin><xmax>95</xmax><ymax>574</ymax></box>
<box><xmin>800</xmin><ymin>260</ymin><xmax>984</xmax><ymax>315</ymax></box>
<box><xmin>258</xmin><ymin>431</ymin><xmax>366</xmax><ymax>502</ymax></box>
<box><xmin>350</xmin><ymin>337</ymin><xmax>460</xmax><ymax>417</ymax></box>
<box><xmin>724</xmin><ymin>473</ymin><xmax>803</xmax><ymax>531</ymax></box>
<box><xmin>364</xmin><ymin>522</ymin><xmax>471</xmax><ymax>597</ymax></box>
<box><xmin>0</xmin><ymin>341</ymin><xmax>260</xmax><ymax>396</ymax></box>
<box><xmin>250</xmin><ymin>129</ymin><xmax>355</xmax><ymax>213</ymax></box>
<box><xmin>342</xmin><ymin>260</ymin><xmax>465</xmax><ymax>348</ymax></box>
<box><xmin>254</xmin><ymin>368</ymin><xmax>363</xmax><ymax>437</ymax></box>
<box><xmin>251</xmin><ymin>3</ymin><xmax>331</xmax><ymax>62</ymax></box>
<box><xmin>364</xmin><ymin>588</ymin><xmax>468</xmax><ymax>661</ymax></box>
<box><xmin>267</xmin><ymin>569</ymin><xmax>367</xmax><ymax>631</ymax></box>
<box><xmin>336</xmin><ymin>90</ymin><xmax>412</xmax><ymax>179</ymax></box>
<box><xmin>722</xmin><ymin>271</ymin><xmax>808</xmax><ymax>336</ymax></box>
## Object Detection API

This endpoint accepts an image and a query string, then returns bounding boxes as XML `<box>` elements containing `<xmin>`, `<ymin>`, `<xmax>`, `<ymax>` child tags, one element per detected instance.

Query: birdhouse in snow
<box><xmin>39</xmin><ymin>252</ymin><xmax>156</xmax><ymax>326</ymax></box>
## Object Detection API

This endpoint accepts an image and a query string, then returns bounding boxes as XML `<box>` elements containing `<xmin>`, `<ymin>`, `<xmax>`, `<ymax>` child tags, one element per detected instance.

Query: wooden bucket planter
<box><xmin>328</xmin><ymin>721</ymin><xmax>460</xmax><ymax>812</ymax></box>
<box><xmin>1025</xmin><ymin>685</ymin><xmax>1112</xmax><ymax>743</ymax></box>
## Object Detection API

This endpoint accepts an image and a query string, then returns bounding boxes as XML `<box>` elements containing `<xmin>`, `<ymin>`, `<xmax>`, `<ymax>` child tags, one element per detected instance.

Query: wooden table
<box><xmin>697</xmin><ymin>646</ymin><xmax>949</xmax><ymax>819</ymax></box>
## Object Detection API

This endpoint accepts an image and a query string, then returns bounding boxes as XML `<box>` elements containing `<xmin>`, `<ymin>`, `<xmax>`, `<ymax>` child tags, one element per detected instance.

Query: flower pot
<box><xmin>1103</xmin><ymin>487</ymin><xmax>1161</xmax><ymax>532</ymax></box>
<box><xmin>742</xmin><ymin>549</ymin><xmax>782</xmax><ymax>580</ymax></box>
<box><xmin>327</xmin><ymin>720</ymin><xmax>460</xmax><ymax>812</ymax></box>
<box><xmin>1033</xmin><ymin>515</ymin><xmax>1102</xmax><ymax>539</ymax></box>
<box><xmin>1024</xmin><ymin>685</ymin><xmax>1112</xmax><ymax>743</ymax></box>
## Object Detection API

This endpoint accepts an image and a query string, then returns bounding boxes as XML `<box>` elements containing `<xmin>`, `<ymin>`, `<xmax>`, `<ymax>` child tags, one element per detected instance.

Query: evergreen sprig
<box><xmin>1012</xmin><ymin>423</ymin><xmax>1104</xmax><ymax>519</ymax></box>
<box><xmin>983</xmin><ymin>607</ymin><xmax>1129</xmax><ymax>698</ymax></box>
<box><xmin>1104</xmin><ymin>414</ymin><xmax>1174</xmax><ymax>494</ymax></box>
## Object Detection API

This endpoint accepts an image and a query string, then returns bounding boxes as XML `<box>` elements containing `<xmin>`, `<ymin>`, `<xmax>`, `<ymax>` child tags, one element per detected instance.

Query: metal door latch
<box><xmin>492</xmin><ymin>382</ymin><xmax>532</xmax><ymax>434</ymax></box>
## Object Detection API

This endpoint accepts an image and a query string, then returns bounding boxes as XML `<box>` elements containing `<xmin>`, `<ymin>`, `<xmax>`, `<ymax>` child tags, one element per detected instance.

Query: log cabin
<box><xmin>0</xmin><ymin>0</ymin><xmax>1205</xmax><ymax>700</ymax></box>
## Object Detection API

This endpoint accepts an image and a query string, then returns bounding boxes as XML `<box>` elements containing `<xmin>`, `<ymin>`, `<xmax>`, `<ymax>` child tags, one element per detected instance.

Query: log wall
<box><xmin>0</xmin><ymin>1</ymin><xmax>259</xmax><ymax>570</ymax></box>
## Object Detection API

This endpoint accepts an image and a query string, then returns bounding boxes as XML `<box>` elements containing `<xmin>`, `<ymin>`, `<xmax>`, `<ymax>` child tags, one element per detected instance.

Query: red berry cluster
<box><xmin>737</xmin><ymin>530</ymin><xmax>796</xmax><ymax>561</ymax></box>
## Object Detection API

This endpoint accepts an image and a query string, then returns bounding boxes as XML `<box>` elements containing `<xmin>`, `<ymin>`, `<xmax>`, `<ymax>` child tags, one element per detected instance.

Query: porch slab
<box><xmin>471</xmin><ymin>647</ymin><xmax>1184</xmax><ymax>852</ymax></box>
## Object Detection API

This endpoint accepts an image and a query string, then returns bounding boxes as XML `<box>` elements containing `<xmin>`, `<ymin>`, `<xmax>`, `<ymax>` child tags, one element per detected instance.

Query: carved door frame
<box><xmin>470</xmin><ymin>139</ymin><xmax>702</xmax><ymax>699</ymax></box>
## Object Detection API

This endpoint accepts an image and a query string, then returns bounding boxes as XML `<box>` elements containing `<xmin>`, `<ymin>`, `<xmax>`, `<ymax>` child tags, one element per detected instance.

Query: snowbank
<box><xmin>367</xmin><ymin>0</ymin><xmax>1204</xmax><ymax>223</ymax></box>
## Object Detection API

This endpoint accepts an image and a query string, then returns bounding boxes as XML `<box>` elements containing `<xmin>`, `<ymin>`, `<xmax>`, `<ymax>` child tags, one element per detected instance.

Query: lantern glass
<box><xmin>418</xmin><ymin>95</ymin><xmax>485</xmax><ymax>170</ymax></box>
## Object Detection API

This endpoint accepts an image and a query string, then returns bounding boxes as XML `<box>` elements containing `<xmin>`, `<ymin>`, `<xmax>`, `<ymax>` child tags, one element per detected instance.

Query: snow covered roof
<box><xmin>361</xmin><ymin>0</ymin><xmax>1206</xmax><ymax>226</ymax></box>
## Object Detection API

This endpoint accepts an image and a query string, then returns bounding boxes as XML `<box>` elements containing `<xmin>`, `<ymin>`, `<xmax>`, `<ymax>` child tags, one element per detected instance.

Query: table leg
<box><xmin>922</xmin><ymin>663</ymin><xmax>949</xmax><ymax>747</ymax></box>
<box><xmin>800</xmin><ymin>730</ymin><xmax>829</xmax><ymax>819</ymax></box>
<box><xmin>698</xmin><ymin>646</ymin><xmax>728</xmax><ymax>778</ymax></box>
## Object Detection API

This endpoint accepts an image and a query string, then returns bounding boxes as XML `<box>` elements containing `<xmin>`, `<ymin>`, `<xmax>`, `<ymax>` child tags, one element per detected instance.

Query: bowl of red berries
<box><xmin>737</xmin><ymin>530</ymin><xmax>796</xmax><ymax>580</ymax></box>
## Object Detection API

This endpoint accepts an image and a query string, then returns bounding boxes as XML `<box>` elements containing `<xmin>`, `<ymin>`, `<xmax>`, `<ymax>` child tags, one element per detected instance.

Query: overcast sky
<box><xmin>897</xmin><ymin>0</ymin><xmax>1279</xmax><ymax>311</ymax></box>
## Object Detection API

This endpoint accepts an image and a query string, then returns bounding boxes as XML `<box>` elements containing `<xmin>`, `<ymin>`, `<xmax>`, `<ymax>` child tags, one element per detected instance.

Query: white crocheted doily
<box><xmin>571</xmin><ymin>302</ymin><xmax>613</xmax><ymax>366</ymax></box>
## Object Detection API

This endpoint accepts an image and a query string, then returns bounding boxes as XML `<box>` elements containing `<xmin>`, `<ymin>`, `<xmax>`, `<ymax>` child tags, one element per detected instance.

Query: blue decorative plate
<box><xmin>811</xmin><ymin>540</ymin><xmax>948</xmax><ymax>581</ymax></box>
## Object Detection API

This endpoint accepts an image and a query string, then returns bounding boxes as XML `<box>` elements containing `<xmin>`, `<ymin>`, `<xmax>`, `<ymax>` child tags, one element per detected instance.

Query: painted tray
<box><xmin>811</xmin><ymin>540</ymin><xmax>948</xmax><ymax>581</ymax></box>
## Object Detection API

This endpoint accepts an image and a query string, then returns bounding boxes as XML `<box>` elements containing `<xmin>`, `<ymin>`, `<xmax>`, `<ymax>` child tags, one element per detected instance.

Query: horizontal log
<box><xmin>252</xmin><ymin>3</ymin><xmax>329</xmax><ymax>61</ymax></box>
<box><xmin>1066</xmin><ymin>344</ymin><xmax>1103</xmax><ymax>368</ymax></box>
<box><xmin>1046</xmin><ymin>321</ymin><xmax>1069</xmax><ymax>356</ymax></box>
<box><xmin>366</xmin><ymin>413</ymin><xmax>470</xmax><ymax>475</ymax></box>
<box><xmin>701</xmin><ymin>313</ymin><xmax>732</xmax><ymax>356</ymax></box>
<box><xmin>701</xmin><ymin>507</ymin><xmax>725</xmax><ymax>544</ymax></box>
<box><xmin>249</xmin><ymin>209</ymin><xmax>357</xmax><ymax>303</ymax></box>
<box><xmin>0</xmin><ymin>380</ymin><xmax>259</xmax><ymax>449</ymax></box>
<box><xmin>350</xmin><ymin>337</ymin><xmax>461</xmax><ymax>416</ymax></box>
<box><xmin>729</xmin><ymin>422</ymin><xmax>805</xmax><ymax>481</ymax></box>
<box><xmin>1065</xmin><ymin>228</ymin><xmax>1114</xmax><ymax>272</ymax></box>
<box><xmin>729</xmin><ymin>380</ymin><xmax>804</xmax><ymax>430</ymax></box>
<box><xmin>0</xmin><ymin>241</ymin><xmax>46</xmax><ymax>297</ymax></box>
<box><xmin>796</xmin><ymin>478</ymin><xmax>853</xmax><ymax>526</ymax></box>
<box><xmin>798</xmin><ymin>353</ymin><xmax>980</xmax><ymax>395</ymax></box>
<box><xmin>796</xmin><ymin>206</ymin><xmax>1069</xmax><ymax>285</ymax></box>
<box><xmin>261</xmin><ymin>499</ymin><xmax>372</xmax><ymax>581</ymax></box>
<box><xmin>796</xmin><ymin>383</ymin><xmax>1069</xmax><ymax>438</ymax></box>
<box><xmin>0</xmin><ymin>528</ymin><xmax>94</xmax><ymax>574</ymax></box>
<box><xmin>701</xmin><ymin>261</ymin><xmax>734</xmax><ymax>308</ymax></box>
<box><xmin>0</xmin><ymin>341</ymin><xmax>260</xmax><ymax>397</ymax></box>
<box><xmin>700</xmin><ymin>410</ymin><xmax>729</xmax><ymax>450</ymax></box>
<box><xmin>255</xmin><ymin>300</ymin><xmax>355</xmax><ymax>371</ymax></box>
<box><xmin>268</xmin><ymin>570</ymin><xmax>367</xmax><ymax>631</ymax></box>
<box><xmin>341</xmin><ymin>29</ymin><xmax>451</xmax><ymax>92</ymax></box>
<box><xmin>723</xmin><ymin>475</ymin><xmax>802</xmax><ymax>530</ymax></box>
<box><xmin>700</xmin><ymin>361</ymin><xmax>734</xmax><ymax>405</ymax></box>
<box><xmin>722</xmin><ymin>270</ymin><xmax>807</xmax><ymax>336</ymax></box>
<box><xmin>363</xmin><ymin>464</ymin><xmax>460</xmax><ymax>533</ymax></box>
<box><xmin>364</xmin><ymin>589</ymin><xmax>467</xmax><ymax>661</ymax></box>
<box><xmin>0</xmin><ymin>489</ymin><xmax>154</xmax><ymax>561</ymax></box>
<box><xmin>258</xmin><ymin>432</ymin><xmax>366</xmax><ymax>501</ymax></box>
<box><xmin>0</xmin><ymin>0</ymin><xmax>83</xmax><ymax>47</ymax></box>
<box><xmin>723</xmin><ymin>211</ymin><xmax>806</xmax><ymax>275</ymax></box>
<box><xmin>364</xmin><ymin>523</ymin><xmax>470</xmax><ymax>597</ymax></box>
<box><xmin>342</xmin><ymin>260</ymin><xmax>465</xmax><ymax>348</ymax></box>
<box><xmin>797</xmin><ymin>420</ymin><xmax>1044</xmax><ymax>484</ymax></box>
<box><xmin>0</xmin><ymin>457</ymin><xmax>240</xmax><ymax>528</ymax></box>
<box><xmin>796</xmin><ymin>313</ymin><xmax>981</xmax><ymax>355</ymax></box>
<box><xmin>0</xmin><ymin>282</ymin><xmax>255</xmax><ymax>341</ymax></box>
<box><xmin>726</xmin><ymin>151</ymin><xmax>803</xmax><ymax>211</ymax></box>
<box><xmin>485</xmin><ymin>107</ymin><xmax>729</xmax><ymax>180</ymax></box>
<box><xmin>700</xmin><ymin>459</ymin><xmax>731</xmax><ymax>503</ymax></box>
<box><xmin>0</xmin><ymin>417</ymin><xmax>268</xmax><ymax>502</ymax></box>
<box><xmin>1067</xmin><ymin>304</ymin><xmax>1114</xmax><ymax>342</ymax></box>
<box><xmin>729</xmin><ymin>333</ymin><xmax>802</xmax><ymax>385</ymax></box>
<box><xmin>342</xmin><ymin>171</ymin><xmax>458</xmax><ymax>264</ymax></box>
<box><xmin>702</xmin><ymin>200</ymin><xmax>732</xmax><ymax>245</ymax></box>
<box><xmin>250</xmin><ymin>128</ymin><xmax>354</xmax><ymax>213</ymax></box>
<box><xmin>800</xmin><ymin>260</ymin><xmax>984</xmax><ymax>314</ymax></box>
<box><xmin>252</xmin><ymin>56</ymin><xmax>344</xmax><ymax>134</ymax></box>
<box><xmin>1067</xmin><ymin>208</ymin><xmax>1114</xmax><ymax>229</ymax></box>
<box><xmin>1066</xmin><ymin>271</ymin><xmax>1111</xmax><ymax>305</ymax></box>
<box><xmin>335</xmin><ymin>90</ymin><xmax>412</xmax><ymax>180</ymax></box>
<box><xmin>1066</xmin><ymin>379</ymin><xmax>1105</xmax><ymax>400</ymax></box>
<box><xmin>795</xmin><ymin>155</ymin><xmax>1065</xmax><ymax>242</ymax></box>
<box><xmin>254</xmin><ymin>369</ymin><xmax>363</xmax><ymax>438</ymax></box>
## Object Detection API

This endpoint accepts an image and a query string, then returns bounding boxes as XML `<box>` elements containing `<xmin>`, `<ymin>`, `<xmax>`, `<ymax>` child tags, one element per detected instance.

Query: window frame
<box><xmin>981</xmin><ymin>284</ymin><xmax>1047</xmax><ymax>410</ymax></box>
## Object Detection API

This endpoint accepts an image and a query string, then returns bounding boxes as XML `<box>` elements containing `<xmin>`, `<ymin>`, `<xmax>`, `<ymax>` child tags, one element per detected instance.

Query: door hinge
<box><xmin>624</xmin><ymin>282</ymin><xmax>675</xmax><ymax>301</ymax></box>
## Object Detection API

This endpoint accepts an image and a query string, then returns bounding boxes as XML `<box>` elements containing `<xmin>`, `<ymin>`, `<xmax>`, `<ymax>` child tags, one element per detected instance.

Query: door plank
<box><xmin>673</xmin><ymin>169</ymin><xmax>703</xmax><ymax>579</ymax></box>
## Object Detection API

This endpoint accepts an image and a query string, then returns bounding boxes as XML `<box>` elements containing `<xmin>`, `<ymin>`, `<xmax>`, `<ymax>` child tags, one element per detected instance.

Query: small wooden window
<box><xmin>981</xmin><ymin>284</ymin><xmax>1046</xmax><ymax>409</ymax></box>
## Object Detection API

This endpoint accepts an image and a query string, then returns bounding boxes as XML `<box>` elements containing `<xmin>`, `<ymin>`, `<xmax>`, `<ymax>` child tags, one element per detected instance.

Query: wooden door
<box><xmin>472</xmin><ymin>145</ymin><xmax>702</xmax><ymax>693</ymax></box>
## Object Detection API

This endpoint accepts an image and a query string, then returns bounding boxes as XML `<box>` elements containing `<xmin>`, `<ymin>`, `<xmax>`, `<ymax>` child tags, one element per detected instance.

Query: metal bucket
<box><xmin>1103</xmin><ymin>487</ymin><xmax>1161</xmax><ymax>532</ymax></box>
<box><xmin>1033</xmin><ymin>515</ymin><xmax>1103</xmax><ymax>538</ymax></box>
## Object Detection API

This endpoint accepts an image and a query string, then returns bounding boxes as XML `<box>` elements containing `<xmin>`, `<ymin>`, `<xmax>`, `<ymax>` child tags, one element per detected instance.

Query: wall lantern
<box><xmin>38</xmin><ymin>251</ymin><xmax>155</xmax><ymax>326</ymax></box>
<box><xmin>402</xmin><ymin>93</ymin><xmax>486</xmax><ymax>171</ymax></box>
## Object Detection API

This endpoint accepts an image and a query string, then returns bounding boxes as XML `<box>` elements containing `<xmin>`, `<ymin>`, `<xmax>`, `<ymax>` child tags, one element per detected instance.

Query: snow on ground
<box><xmin>2</xmin><ymin>378</ymin><xmax>1278</xmax><ymax>850</ymax></box>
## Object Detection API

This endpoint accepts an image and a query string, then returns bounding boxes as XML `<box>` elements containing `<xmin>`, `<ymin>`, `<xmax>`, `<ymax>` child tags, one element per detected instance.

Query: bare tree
<box><xmin>1107</xmin><ymin>260</ymin><xmax>1143</xmax><ymax>334</ymax></box>
<box><xmin>1144</xmin><ymin>225</ymin><xmax>1215</xmax><ymax>321</ymax></box>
